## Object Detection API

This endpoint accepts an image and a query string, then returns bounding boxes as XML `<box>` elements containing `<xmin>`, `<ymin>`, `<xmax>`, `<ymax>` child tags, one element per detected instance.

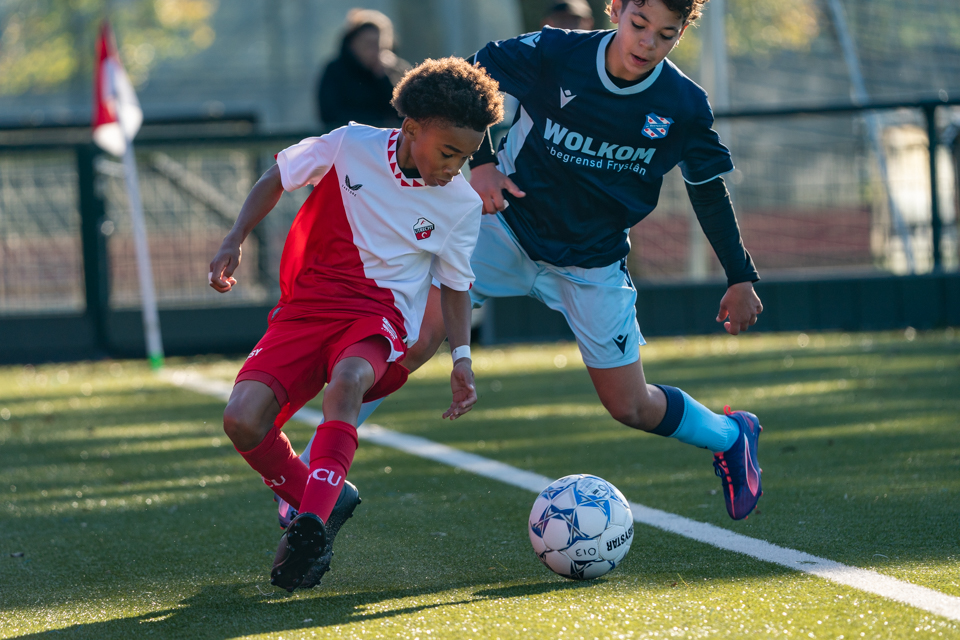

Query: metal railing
<box><xmin>1</xmin><ymin>100</ymin><xmax>958</xmax><ymax>323</ymax></box>
<box><xmin>628</xmin><ymin>97</ymin><xmax>960</xmax><ymax>281</ymax></box>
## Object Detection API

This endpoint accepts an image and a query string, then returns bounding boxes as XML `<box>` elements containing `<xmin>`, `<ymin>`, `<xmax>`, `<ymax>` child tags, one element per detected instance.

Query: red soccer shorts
<box><xmin>236</xmin><ymin>305</ymin><xmax>408</xmax><ymax>428</ymax></box>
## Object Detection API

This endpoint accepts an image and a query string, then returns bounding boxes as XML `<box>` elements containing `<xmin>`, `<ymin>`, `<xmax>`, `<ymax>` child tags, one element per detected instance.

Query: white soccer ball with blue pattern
<box><xmin>528</xmin><ymin>474</ymin><xmax>634</xmax><ymax>580</ymax></box>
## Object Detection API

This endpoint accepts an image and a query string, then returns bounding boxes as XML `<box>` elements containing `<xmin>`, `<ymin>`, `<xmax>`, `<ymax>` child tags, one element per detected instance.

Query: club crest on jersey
<box><xmin>642</xmin><ymin>113</ymin><xmax>674</xmax><ymax>140</ymax></box>
<box><xmin>414</xmin><ymin>217</ymin><xmax>435</xmax><ymax>240</ymax></box>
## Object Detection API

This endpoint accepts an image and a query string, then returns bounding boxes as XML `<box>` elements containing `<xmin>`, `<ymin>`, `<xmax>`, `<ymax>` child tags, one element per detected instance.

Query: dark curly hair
<box><xmin>391</xmin><ymin>57</ymin><xmax>504</xmax><ymax>132</ymax></box>
<box><xmin>606</xmin><ymin>0</ymin><xmax>707</xmax><ymax>23</ymax></box>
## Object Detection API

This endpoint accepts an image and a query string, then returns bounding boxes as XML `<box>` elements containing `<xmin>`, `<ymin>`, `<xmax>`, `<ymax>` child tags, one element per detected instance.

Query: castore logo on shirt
<box><xmin>342</xmin><ymin>175</ymin><xmax>363</xmax><ymax>196</ymax></box>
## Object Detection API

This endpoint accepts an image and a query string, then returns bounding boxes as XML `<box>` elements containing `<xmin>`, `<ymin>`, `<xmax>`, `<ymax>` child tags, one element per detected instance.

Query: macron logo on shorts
<box><xmin>613</xmin><ymin>335</ymin><xmax>628</xmax><ymax>354</ymax></box>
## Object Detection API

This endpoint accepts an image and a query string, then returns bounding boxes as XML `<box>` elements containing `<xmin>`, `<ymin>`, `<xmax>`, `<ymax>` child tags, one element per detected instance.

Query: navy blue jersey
<box><xmin>474</xmin><ymin>27</ymin><xmax>734</xmax><ymax>268</ymax></box>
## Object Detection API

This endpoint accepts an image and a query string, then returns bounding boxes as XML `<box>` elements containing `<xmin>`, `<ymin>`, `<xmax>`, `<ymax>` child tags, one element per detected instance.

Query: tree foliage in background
<box><xmin>517</xmin><ymin>0</ymin><xmax>820</xmax><ymax>73</ymax></box>
<box><xmin>0</xmin><ymin>0</ymin><xmax>217</xmax><ymax>96</ymax></box>
<box><xmin>725</xmin><ymin>0</ymin><xmax>819</xmax><ymax>57</ymax></box>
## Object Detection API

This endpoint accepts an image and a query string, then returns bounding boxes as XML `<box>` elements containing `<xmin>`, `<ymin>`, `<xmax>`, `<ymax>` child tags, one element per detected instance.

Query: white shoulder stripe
<box><xmin>683</xmin><ymin>167</ymin><xmax>734</xmax><ymax>185</ymax></box>
<box><xmin>497</xmin><ymin>105</ymin><xmax>534</xmax><ymax>177</ymax></box>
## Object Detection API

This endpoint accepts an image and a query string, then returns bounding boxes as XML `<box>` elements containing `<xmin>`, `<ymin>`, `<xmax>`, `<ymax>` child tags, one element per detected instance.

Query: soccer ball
<box><xmin>528</xmin><ymin>474</ymin><xmax>634</xmax><ymax>580</ymax></box>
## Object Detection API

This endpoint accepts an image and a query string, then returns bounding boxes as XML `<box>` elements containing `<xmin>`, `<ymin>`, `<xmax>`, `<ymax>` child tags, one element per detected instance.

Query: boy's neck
<box><xmin>604</xmin><ymin>35</ymin><xmax>655</xmax><ymax>86</ymax></box>
<box><xmin>395</xmin><ymin>132</ymin><xmax>422</xmax><ymax>179</ymax></box>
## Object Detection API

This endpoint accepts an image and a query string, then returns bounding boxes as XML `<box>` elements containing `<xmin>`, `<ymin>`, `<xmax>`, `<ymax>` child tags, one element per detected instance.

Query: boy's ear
<box><xmin>401</xmin><ymin>117</ymin><xmax>420</xmax><ymax>140</ymax></box>
<box><xmin>609</xmin><ymin>0</ymin><xmax>622</xmax><ymax>24</ymax></box>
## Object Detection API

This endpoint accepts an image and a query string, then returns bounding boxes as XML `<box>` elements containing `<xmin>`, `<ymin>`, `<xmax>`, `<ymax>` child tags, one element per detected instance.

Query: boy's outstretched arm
<box><xmin>439</xmin><ymin>284</ymin><xmax>477</xmax><ymax>419</ymax></box>
<box><xmin>685</xmin><ymin>177</ymin><xmax>763</xmax><ymax>335</ymax></box>
<box><xmin>209</xmin><ymin>164</ymin><xmax>284</xmax><ymax>293</ymax></box>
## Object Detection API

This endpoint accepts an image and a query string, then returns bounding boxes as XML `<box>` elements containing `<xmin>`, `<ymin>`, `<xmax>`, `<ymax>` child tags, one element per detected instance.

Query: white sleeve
<box><xmin>275</xmin><ymin>127</ymin><xmax>347</xmax><ymax>191</ymax></box>
<box><xmin>429</xmin><ymin>204</ymin><xmax>482</xmax><ymax>291</ymax></box>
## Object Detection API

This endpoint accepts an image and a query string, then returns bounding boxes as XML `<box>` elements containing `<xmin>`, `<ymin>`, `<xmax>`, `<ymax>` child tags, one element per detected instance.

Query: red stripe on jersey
<box><xmin>277</xmin><ymin>165</ymin><xmax>405</xmax><ymax>334</ymax></box>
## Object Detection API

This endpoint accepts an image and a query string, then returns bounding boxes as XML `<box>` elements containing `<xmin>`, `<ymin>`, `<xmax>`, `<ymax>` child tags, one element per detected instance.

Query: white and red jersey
<box><xmin>274</xmin><ymin>123</ymin><xmax>482</xmax><ymax>350</ymax></box>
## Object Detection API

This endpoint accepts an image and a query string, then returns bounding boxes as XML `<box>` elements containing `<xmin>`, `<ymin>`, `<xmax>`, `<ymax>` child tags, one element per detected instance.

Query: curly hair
<box><xmin>391</xmin><ymin>57</ymin><xmax>504</xmax><ymax>132</ymax></box>
<box><xmin>606</xmin><ymin>0</ymin><xmax>707</xmax><ymax>23</ymax></box>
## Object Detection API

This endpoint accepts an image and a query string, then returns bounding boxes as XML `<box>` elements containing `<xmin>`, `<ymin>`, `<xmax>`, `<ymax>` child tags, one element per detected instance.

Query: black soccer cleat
<box><xmin>270</xmin><ymin>512</ymin><xmax>327</xmax><ymax>592</ymax></box>
<box><xmin>299</xmin><ymin>481</ymin><xmax>362</xmax><ymax>589</ymax></box>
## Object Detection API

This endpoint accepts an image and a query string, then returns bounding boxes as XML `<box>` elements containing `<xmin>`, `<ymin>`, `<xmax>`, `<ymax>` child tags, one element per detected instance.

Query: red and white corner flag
<box><xmin>92</xmin><ymin>21</ymin><xmax>164</xmax><ymax>369</ymax></box>
<box><xmin>92</xmin><ymin>22</ymin><xmax>142</xmax><ymax>156</ymax></box>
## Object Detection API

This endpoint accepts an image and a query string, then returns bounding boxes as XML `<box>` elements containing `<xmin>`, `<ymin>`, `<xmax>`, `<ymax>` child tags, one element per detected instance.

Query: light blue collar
<box><xmin>596</xmin><ymin>31</ymin><xmax>663</xmax><ymax>95</ymax></box>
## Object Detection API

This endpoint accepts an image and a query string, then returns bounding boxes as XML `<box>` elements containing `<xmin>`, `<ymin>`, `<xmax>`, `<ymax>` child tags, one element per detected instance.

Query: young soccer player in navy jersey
<box><xmin>210</xmin><ymin>58</ymin><xmax>504</xmax><ymax>591</ymax></box>
<box><xmin>281</xmin><ymin>0</ymin><xmax>764</xmax><ymax>526</ymax></box>
<box><xmin>462</xmin><ymin>0</ymin><xmax>764</xmax><ymax>520</ymax></box>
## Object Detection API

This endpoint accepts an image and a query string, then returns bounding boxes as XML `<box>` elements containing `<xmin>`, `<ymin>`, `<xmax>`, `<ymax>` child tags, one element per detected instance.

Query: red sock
<box><xmin>300</xmin><ymin>420</ymin><xmax>359</xmax><ymax>522</ymax></box>
<box><xmin>237</xmin><ymin>427</ymin><xmax>309</xmax><ymax>510</ymax></box>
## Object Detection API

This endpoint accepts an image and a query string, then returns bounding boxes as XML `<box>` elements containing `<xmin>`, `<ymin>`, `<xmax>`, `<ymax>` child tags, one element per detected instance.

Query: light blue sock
<box><xmin>668</xmin><ymin>388</ymin><xmax>740</xmax><ymax>453</ymax></box>
<box><xmin>298</xmin><ymin>397</ymin><xmax>385</xmax><ymax>464</ymax></box>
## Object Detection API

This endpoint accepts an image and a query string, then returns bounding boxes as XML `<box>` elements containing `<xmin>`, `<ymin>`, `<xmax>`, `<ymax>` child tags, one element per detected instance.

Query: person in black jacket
<box><xmin>317</xmin><ymin>9</ymin><xmax>410</xmax><ymax>130</ymax></box>
<box><xmin>543</xmin><ymin>0</ymin><xmax>595</xmax><ymax>29</ymax></box>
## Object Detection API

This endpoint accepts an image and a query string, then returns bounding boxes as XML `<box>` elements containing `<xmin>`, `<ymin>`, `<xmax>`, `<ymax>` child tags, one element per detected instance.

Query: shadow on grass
<box><xmin>12</xmin><ymin>579</ymin><xmax>607</xmax><ymax>639</ymax></box>
<box><xmin>3</xmin><ymin>337</ymin><xmax>959</xmax><ymax>637</ymax></box>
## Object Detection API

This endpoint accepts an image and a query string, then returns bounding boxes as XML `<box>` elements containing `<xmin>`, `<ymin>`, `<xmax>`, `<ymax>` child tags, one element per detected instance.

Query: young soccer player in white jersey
<box><xmin>286</xmin><ymin>0</ymin><xmax>766</xmax><ymax>526</ymax></box>
<box><xmin>208</xmin><ymin>58</ymin><xmax>504</xmax><ymax>591</ymax></box>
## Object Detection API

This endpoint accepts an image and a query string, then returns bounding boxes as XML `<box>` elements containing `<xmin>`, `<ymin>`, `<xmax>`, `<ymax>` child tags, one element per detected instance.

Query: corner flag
<box><xmin>93</xmin><ymin>23</ymin><xmax>142</xmax><ymax>156</ymax></box>
<box><xmin>92</xmin><ymin>21</ymin><xmax>164</xmax><ymax>369</ymax></box>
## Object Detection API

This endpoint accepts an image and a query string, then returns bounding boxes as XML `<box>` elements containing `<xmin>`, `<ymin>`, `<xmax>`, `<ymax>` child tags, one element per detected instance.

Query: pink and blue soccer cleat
<box><xmin>274</xmin><ymin>494</ymin><xmax>298</xmax><ymax>529</ymax></box>
<box><xmin>713</xmin><ymin>407</ymin><xmax>763</xmax><ymax>520</ymax></box>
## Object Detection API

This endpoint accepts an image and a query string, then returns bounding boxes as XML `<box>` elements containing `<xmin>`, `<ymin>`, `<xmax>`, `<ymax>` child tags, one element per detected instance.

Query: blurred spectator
<box><xmin>317</xmin><ymin>9</ymin><xmax>410</xmax><ymax>130</ymax></box>
<box><xmin>542</xmin><ymin>0</ymin><xmax>595</xmax><ymax>30</ymax></box>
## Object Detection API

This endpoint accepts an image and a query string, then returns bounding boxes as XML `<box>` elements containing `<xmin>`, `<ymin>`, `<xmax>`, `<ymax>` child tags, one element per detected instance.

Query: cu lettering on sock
<box><xmin>311</xmin><ymin>468</ymin><xmax>343</xmax><ymax>487</ymax></box>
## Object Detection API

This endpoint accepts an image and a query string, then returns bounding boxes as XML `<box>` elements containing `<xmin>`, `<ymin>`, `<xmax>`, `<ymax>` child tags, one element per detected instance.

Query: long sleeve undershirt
<box><xmin>685</xmin><ymin>177</ymin><xmax>759</xmax><ymax>287</ymax></box>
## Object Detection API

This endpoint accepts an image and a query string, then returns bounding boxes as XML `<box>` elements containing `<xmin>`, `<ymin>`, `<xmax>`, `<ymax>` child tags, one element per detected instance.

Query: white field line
<box><xmin>165</xmin><ymin>370</ymin><xmax>960</xmax><ymax>622</ymax></box>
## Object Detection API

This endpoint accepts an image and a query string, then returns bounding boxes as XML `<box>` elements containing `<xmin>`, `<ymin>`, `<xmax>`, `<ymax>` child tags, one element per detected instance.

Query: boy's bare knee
<box><xmin>327</xmin><ymin>370</ymin><xmax>365</xmax><ymax>399</ymax></box>
<box><xmin>323</xmin><ymin>369</ymin><xmax>368</xmax><ymax>414</ymax></box>
<box><xmin>321</xmin><ymin>379</ymin><xmax>365</xmax><ymax>426</ymax></box>
<box><xmin>223</xmin><ymin>403</ymin><xmax>269</xmax><ymax>450</ymax></box>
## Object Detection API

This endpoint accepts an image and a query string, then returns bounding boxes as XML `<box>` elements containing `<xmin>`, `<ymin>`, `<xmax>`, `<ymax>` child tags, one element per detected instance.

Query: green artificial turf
<box><xmin>0</xmin><ymin>330</ymin><xmax>958</xmax><ymax>639</ymax></box>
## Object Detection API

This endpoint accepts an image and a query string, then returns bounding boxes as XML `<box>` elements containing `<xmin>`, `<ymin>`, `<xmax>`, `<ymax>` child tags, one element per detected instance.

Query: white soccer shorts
<box><xmin>469</xmin><ymin>213</ymin><xmax>644</xmax><ymax>369</ymax></box>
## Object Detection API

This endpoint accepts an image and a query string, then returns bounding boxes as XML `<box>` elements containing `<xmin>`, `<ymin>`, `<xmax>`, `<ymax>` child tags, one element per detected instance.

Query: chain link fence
<box><xmin>0</xmin><ymin>151</ymin><xmax>84</xmax><ymax>314</ymax></box>
<box><xmin>1</xmin><ymin>104</ymin><xmax>958</xmax><ymax>317</ymax></box>
<box><xmin>629</xmin><ymin>105</ymin><xmax>960</xmax><ymax>281</ymax></box>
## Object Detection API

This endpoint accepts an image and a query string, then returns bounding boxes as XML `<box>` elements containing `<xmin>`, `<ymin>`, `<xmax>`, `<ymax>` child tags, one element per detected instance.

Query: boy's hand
<box><xmin>443</xmin><ymin>358</ymin><xmax>477</xmax><ymax>420</ymax></box>
<box><xmin>717</xmin><ymin>282</ymin><xmax>763</xmax><ymax>335</ymax></box>
<box><xmin>209</xmin><ymin>241</ymin><xmax>241</xmax><ymax>293</ymax></box>
<box><xmin>469</xmin><ymin>163</ymin><xmax>525</xmax><ymax>214</ymax></box>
